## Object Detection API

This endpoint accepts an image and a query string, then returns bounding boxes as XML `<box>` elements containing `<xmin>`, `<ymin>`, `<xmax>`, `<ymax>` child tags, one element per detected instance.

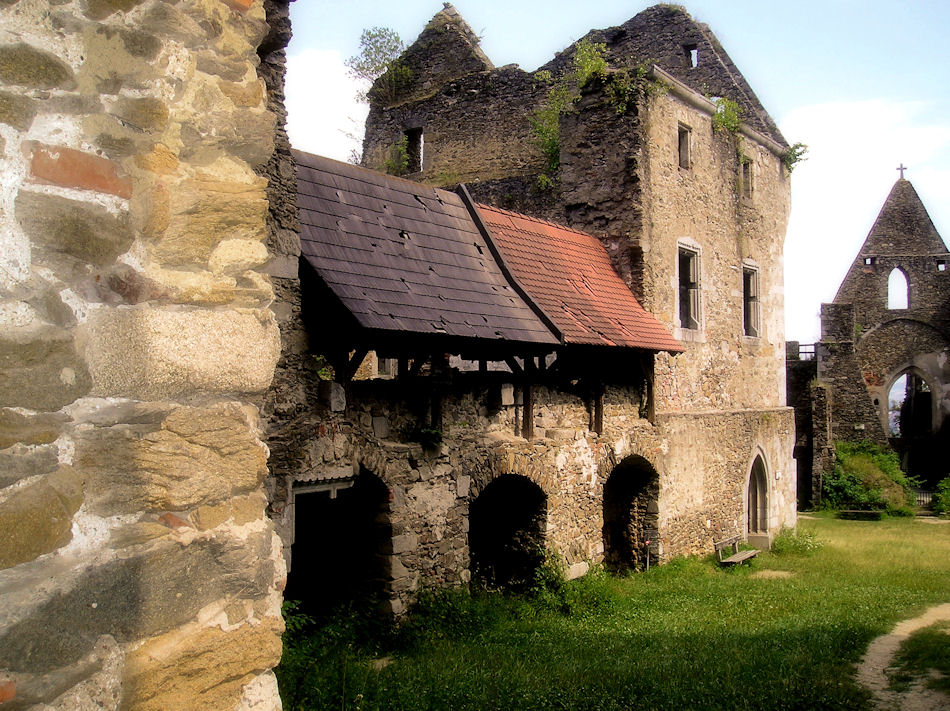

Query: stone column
<box><xmin>0</xmin><ymin>1</ymin><xmax>285</xmax><ymax>708</ymax></box>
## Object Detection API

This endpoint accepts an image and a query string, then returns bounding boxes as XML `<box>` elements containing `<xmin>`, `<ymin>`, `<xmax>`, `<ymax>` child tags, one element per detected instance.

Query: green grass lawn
<box><xmin>278</xmin><ymin>514</ymin><xmax>950</xmax><ymax>710</ymax></box>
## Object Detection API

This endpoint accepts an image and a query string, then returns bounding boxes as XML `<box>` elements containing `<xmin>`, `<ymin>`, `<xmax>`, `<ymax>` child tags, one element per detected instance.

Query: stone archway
<box><xmin>284</xmin><ymin>469</ymin><xmax>392</xmax><ymax>615</ymax></box>
<box><xmin>747</xmin><ymin>454</ymin><xmax>769</xmax><ymax>543</ymax></box>
<box><xmin>602</xmin><ymin>455</ymin><xmax>660</xmax><ymax>573</ymax></box>
<box><xmin>883</xmin><ymin>367</ymin><xmax>944</xmax><ymax>485</ymax></box>
<box><xmin>469</xmin><ymin>474</ymin><xmax>547</xmax><ymax>589</ymax></box>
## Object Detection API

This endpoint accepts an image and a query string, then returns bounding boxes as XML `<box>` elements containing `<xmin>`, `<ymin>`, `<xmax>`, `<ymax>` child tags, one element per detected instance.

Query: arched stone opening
<box><xmin>469</xmin><ymin>475</ymin><xmax>547</xmax><ymax>589</ymax></box>
<box><xmin>284</xmin><ymin>470</ymin><xmax>392</xmax><ymax>616</ymax></box>
<box><xmin>747</xmin><ymin>455</ymin><xmax>769</xmax><ymax>537</ymax></box>
<box><xmin>602</xmin><ymin>455</ymin><xmax>660</xmax><ymax>573</ymax></box>
<box><xmin>887</xmin><ymin>267</ymin><xmax>909</xmax><ymax>309</ymax></box>
<box><xmin>884</xmin><ymin>368</ymin><xmax>944</xmax><ymax>485</ymax></box>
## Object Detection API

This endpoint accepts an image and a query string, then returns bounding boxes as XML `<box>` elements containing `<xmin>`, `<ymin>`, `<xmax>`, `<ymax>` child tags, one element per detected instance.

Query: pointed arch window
<box><xmin>887</xmin><ymin>268</ymin><xmax>909</xmax><ymax>309</ymax></box>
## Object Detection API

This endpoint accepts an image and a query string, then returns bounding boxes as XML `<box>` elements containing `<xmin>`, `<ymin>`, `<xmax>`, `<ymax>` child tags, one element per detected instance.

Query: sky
<box><xmin>284</xmin><ymin>1</ymin><xmax>950</xmax><ymax>343</ymax></box>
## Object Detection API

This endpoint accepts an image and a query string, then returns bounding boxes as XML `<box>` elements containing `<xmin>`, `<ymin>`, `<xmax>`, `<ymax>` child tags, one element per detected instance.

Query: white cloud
<box><xmin>780</xmin><ymin>99</ymin><xmax>950</xmax><ymax>342</ymax></box>
<box><xmin>285</xmin><ymin>49</ymin><xmax>368</xmax><ymax>162</ymax></box>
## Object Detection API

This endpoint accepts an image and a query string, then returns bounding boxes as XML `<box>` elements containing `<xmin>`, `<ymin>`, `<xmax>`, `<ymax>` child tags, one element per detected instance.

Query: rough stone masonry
<box><xmin>0</xmin><ymin>0</ymin><xmax>290</xmax><ymax>708</ymax></box>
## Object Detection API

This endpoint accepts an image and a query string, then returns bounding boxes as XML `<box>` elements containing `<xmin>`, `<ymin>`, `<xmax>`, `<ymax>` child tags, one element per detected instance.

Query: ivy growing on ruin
<box><xmin>530</xmin><ymin>39</ymin><xmax>608</xmax><ymax>190</ymax></box>
<box><xmin>711</xmin><ymin>96</ymin><xmax>742</xmax><ymax>134</ymax></box>
<box><xmin>782</xmin><ymin>142</ymin><xmax>809</xmax><ymax>173</ymax></box>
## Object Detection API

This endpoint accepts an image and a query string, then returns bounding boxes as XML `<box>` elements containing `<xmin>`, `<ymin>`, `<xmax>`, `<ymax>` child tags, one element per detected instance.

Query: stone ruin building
<box><xmin>0</xmin><ymin>1</ymin><xmax>797</xmax><ymax>708</ymax></box>
<box><xmin>788</xmin><ymin>176</ymin><xmax>950</xmax><ymax>504</ymax></box>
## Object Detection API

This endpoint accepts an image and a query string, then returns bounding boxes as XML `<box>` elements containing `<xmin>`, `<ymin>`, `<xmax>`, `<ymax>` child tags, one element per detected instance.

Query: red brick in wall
<box><xmin>27</xmin><ymin>142</ymin><xmax>133</xmax><ymax>199</ymax></box>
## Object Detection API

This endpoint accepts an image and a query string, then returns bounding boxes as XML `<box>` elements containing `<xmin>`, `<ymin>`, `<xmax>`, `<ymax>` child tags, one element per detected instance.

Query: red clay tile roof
<box><xmin>294</xmin><ymin>151</ymin><xmax>557</xmax><ymax>346</ymax></box>
<box><xmin>476</xmin><ymin>204</ymin><xmax>683</xmax><ymax>352</ymax></box>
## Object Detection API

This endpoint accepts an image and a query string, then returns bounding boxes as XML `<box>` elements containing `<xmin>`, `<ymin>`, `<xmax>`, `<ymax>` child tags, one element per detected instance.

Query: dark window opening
<box><xmin>405</xmin><ymin>127</ymin><xmax>423</xmax><ymax>173</ymax></box>
<box><xmin>677</xmin><ymin>124</ymin><xmax>691</xmax><ymax>169</ymax></box>
<box><xmin>683</xmin><ymin>43</ymin><xmax>698</xmax><ymax>68</ymax></box>
<box><xmin>678</xmin><ymin>247</ymin><xmax>700</xmax><ymax>329</ymax></box>
<box><xmin>469</xmin><ymin>475</ymin><xmax>546</xmax><ymax>590</ymax></box>
<box><xmin>743</xmin><ymin>267</ymin><xmax>760</xmax><ymax>337</ymax></box>
<box><xmin>603</xmin><ymin>455</ymin><xmax>660</xmax><ymax>573</ymax></box>
<box><xmin>938</xmin><ymin>260</ymin><xmax>946</xmax><ymax>272</ymax></box>
<box><xmin>864</xmin><ymin>256</ymin><xmax>876</xmax><ymax>266</ymax></box>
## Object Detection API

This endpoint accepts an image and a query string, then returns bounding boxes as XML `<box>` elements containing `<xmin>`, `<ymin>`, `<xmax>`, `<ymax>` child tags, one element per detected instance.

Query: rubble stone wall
<box><xmin>0</xmin><ymin>1</ymin><xmax>287</xmax><ymax>708</ymax></box>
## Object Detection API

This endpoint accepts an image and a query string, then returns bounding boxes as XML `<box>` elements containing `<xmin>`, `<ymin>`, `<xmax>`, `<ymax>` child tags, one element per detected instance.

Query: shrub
<box><xmin>771</xmin><ymin>527</ymin><xmax>823</xmax><ymax>556</ymax></box>
<box><xmin>822</xmin><ymin>441</ymin><xmax>918</xmax><ymax>515</ymax></box>
<box><xmin>932</xmin><ymin>476</ymin><xmax>950</xmax><ymax>515</ymax></box>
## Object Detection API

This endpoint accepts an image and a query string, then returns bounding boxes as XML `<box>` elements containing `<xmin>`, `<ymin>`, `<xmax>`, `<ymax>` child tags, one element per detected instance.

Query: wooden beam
<box><xmin>593</xmin><ymin>383</ymin><xmax>604</xmax><ymax>435</ymax></box>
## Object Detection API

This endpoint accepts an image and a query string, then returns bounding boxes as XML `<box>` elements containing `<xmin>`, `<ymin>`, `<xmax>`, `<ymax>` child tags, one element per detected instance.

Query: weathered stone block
<box><xmin>81</xmin><ymin>306</ymin><xmax>280</xmax><ymax>399</ymax></box>
<box><xmin>0</xmin><ymin>90</ymin><xmax>35</xmax><ymax>130</ymax></box>
<box><xmin>208</xmin><ymin>238</ymin><xmax>269</xmax><ymax>275</ymax></box>
<box><xmin>77</xmin><ymin>25</ymin><xmax>160</xmax><ymax>95</ymax></box>
<box><xmin>112</xmin><ymin>96</ymin><xmax>168</xmax><ymax>132</ymax></box>
<box><xmin>134</xmin><ymin>144</ymin><xmax>179</xmax><ymax>175</ymax></box>
<box><xmin>123</xmin><ymin>617</ymin><xmax>283</xmax><ymax>711</ymax></box>
<box><xmin>0</xmin><ymin>444</ymin><xmax>59</xmax><ymax>488</ymax></box>
<box><xmin>0</xmin><ymin>43</ymin><xmax>75</xmax><ymax>90</ymax></box>
<box><xmin>154</xmin><ymin>177</ymin><xmax>268</xmax><ymax>267</ymax></box>
<box><xmin>319</xmin><ymin>381</ymin><xmax>346</xmax><ymax>412</ymax></box>
<box><xmin>0</xmin><ymin>324</ymin><xmax>91</xmax><ymax>411</ymax></box>
<box><xmin>16</xmin><ymin>191</ymin><xmax>133</xmax><ymax>269</ymax></box>
<box><xmin>84</xmin><ymin>0</ymin><xmax>146</xmax><ymax>20</ymax></box>
<box><xmin>0</xmin><ymin>466</ymin><xmax>83</xmax><ymax>570</ymax></box>
<box><xmin>75</xmin><ymin>402</ymin><xmax>269</xmax><ymax>515</ymax></box>
<box><xmin>27</xmin><ymin>143</ymin><xmax>133</xmax><ymax>198</ymax></box>
<box><xmin>0</xmin><ymin>409</ymin><xmax>67</xmax><ymax>449</ymax></box>
<box><xmin>0</xmin><ymin>530</ymin><xmax>277</xmax><ymax>673</ymax></box>
<box><xmin>192</xmin><ymin>491</ymin><xmax>268</xmax><ymax>530</ymax></box>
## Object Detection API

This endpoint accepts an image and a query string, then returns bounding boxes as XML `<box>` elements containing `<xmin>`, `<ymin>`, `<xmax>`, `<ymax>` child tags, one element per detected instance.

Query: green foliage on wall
<box><xmin>711</xmin><ymin>96</ymin><xmax>742</xmax><ymax>134</ymax></box>
<box><xmin>822</xmin><ymin>440</ymin><xmax>918</xmax><ymax>515</ymax></box>
<box><xmin>346</xmin><ymin>27</ymin><xmax>412</xmax><ymax>105</ymax></box>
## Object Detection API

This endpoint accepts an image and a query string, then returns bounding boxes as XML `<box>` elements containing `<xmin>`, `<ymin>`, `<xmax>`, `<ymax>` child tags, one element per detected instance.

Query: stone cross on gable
<box><xmin>897</xmin><ymin>163</ymin><xmax>907</xmax><ymax>179</ymax></box>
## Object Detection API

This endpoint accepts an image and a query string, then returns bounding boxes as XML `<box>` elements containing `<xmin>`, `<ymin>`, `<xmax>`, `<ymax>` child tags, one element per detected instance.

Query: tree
<box><xmin>345</xmin><ymin>27</ymin><xmax>410</xmax><ymax>104</ymax></box>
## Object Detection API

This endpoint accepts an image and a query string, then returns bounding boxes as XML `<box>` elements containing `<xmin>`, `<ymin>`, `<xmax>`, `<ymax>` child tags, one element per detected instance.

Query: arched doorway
<box><xmin>747</xmin><ymin>455</ymin><xmax>768</xmax><ymax>537</ymax></box>
<box><xmin>602</xmin><ymin>455</ymin><xmax>659</xmax><ymax>573</ymax></box>
<box><xmin>284</xmin><ymin>470</ymin><xmax>392</xmax><ymax>616</ymax></box>
<box><xmin>469</xmin><ymin>475</ymin><xmax>546</xmax><ymax>589</ymax></box>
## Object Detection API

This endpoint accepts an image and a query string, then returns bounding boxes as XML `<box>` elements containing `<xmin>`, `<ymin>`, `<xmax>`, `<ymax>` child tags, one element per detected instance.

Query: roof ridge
<box><xmin>476</xmin><ymin>202</ymin><xmax>603</xmax><ymax>239</ymax></box>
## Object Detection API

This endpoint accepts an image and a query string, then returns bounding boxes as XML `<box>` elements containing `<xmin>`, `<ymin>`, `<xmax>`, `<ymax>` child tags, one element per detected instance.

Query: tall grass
<box><xmin>278</xmin><ymin>515</ymin><xmax>950</xmax><ymax>710</ymax></box>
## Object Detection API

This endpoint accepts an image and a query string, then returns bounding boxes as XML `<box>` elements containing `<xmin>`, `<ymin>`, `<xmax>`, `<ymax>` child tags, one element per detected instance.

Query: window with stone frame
<box><xmin>743</xmin><ymin>266</ymin><xmax>760</xmax><ymax>337</ymax></box>
<box><xmin>677</xmin><ymin>124</ymin><xmax>691</xmax><ymax>170</ymax></box>
<box><xmin>678</xmin><ymin>246</ymin><xmax>700</xmax><ymax>330</ymax></box>
<box><xmin>739</xmin><ymin>156</ymin><xmax>753</xmax><ymax>199</ymax></box>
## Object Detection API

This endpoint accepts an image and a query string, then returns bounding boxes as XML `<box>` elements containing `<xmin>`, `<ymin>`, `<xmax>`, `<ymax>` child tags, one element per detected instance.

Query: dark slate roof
<box><xmin>860</xmin><ymin>179</ymin><xmax>949</xmax><ymax>256</ymax></box>
<box><xmin>477</xmin><ymin>204</ymin><xmax>683</xmax><ymax>353</ymax></box>
<box><xmin>294</xmin><ymin>151</ymin><xmax>557</xmax><ymax>346</ymax></box>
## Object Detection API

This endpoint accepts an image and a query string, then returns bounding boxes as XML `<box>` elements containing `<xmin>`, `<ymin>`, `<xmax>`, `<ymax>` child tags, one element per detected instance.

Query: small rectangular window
<box><xmin>405</xmin><ymin>127</ymin><xmax>423</xmax><ymax>173</ymax></box>
<box><xmin>678</xmin><ymin>247</ymin><xmax>700</xmax><ymax>330</ymax></box>
<box><xmin>740</xmin><ymin>157</ymin><xmax>753</xmax><ymax>199</ymax></box>
<box><xmin>678</xmin><ymin>124</ymin><xmax>691</xmax><ymax>170</ymax></box>
<box><xmin>743</xmin><ymin>267</ymin><xmax>760</xmax><ymax>337</ymax></box>
<box><xmin>938</xmin><ymin>260</ymin><xmax>946</xmax><ymax>272</ymax></box>
<box><xmin>683</xmin><ymin>43</ymin><xmax>698</xmax><ymax>68</ymax></box>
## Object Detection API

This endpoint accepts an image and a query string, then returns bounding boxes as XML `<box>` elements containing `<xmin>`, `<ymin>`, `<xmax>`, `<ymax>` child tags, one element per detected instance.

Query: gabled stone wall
<box><xmin>0</xmin><ymin>1</ymin><xmax>288</xmax><ymax>708</ymax></box>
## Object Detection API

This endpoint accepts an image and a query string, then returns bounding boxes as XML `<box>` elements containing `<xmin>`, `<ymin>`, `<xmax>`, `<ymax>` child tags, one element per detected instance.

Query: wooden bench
<box><xmin>714</xmin><ymin>535</ymin><xmax>759</xmax><ymax>566</ymax></box>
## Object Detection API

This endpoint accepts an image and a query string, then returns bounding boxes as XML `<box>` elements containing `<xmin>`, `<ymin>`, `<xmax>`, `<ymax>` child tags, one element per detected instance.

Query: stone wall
<box><xmin>0</xmin><ymin>1</ymin><xmax>287</xmax><ymax>708</ymax></box>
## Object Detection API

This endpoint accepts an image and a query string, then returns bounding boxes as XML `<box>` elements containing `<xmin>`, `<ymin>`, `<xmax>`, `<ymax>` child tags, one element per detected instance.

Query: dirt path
<box><xmin>856</xmin><ymin>603</ymin><xmax>950</xmax><ymax>710</ymax></box>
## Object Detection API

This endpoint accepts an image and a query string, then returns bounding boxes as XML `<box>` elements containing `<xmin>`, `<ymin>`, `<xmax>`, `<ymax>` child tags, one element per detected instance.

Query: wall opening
<box><xmin>602</xmin><ymin>455</ymin><xmax>660</xmax><ymax>573</ymax></box>
<box><xmin>682</xmin><ymin>43</ymin><xmax>698</xmax><ymax>68</ymax></box>
<box><xmin>469</xmin><ymin>475</ymin><xmax>546</xmax><ymax>589</ymax></box>
<box><xmin>887</xmin><ymin>372</ymin><xmax>932</xmax><ymax>437</ymax></box>
<box><xmin>284</xmin><ymin>471</ymin><xmax>392</xmax><ymax>617</ymax></box>
<box><xmin>405</xmin><ymin>127</ymin><xmax>423</xmax><ymax>173</ymax></box>
<box><xmin>677</xmin><ymin>124</ymin><xmax>691</xmax><ymax>169</ymax></box>
<box><xmin>887</xmin><ymin>267</ymin><xmax>909</xmax><ymax>309</ymax></box>
<box><xmin>747</xmin><ymin>455</ymin><xmax>768</xmax><ymax>536</ymax></box>
<box><xmin>739</xmin><ymin>157</ymin><xmax>753</xmax><ymax>199</ymax></box>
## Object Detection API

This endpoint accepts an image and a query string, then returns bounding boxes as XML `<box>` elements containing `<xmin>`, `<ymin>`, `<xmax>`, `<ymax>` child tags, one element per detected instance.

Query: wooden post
<box><xmin>523</xmin><ymin>356</ymin><xmax>535</xmax><ymax>440</ymax></box>
<box><xmin>593</xmin><ymin>384</ymin><xmax>604</xmax><ymax>435</ymax></box>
